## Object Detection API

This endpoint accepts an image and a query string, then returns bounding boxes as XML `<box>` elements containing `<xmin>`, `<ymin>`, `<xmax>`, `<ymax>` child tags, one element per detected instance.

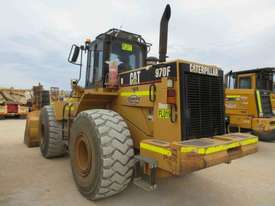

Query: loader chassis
<box><xmin>45</xmin><ymin>30</ymin><xmax>257</xmax><ymax>199</ymax></box>
<box><xmin>52</xmin><ymin>59</ymin><xmax>257</xmax><ymax>179</ymax></box>
<box><xmin>43</xmin><ymin>47</ymin><xmax>257</xmax><ymax>200</ymax></box>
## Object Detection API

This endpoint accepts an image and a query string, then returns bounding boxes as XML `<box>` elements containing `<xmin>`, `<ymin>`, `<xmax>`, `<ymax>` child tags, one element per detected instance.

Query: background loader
<box><xmin>24</xmin><ymin>84</ymin><xmax>50</xmax><ymax>147</ymax></box>
<box><xmin>50</xmin><ymin>87</ymin><xmax>60</xmax><ymax>102</ymax></box>
<box><xmin>225</xmin><ymin>68</ymin><xmax>275</xmax><ymax>141</ymax></box>
<box><xmin>26</xmin><ymin>4</ymin><xmax>258</xmax><ymax>200</ymax></box>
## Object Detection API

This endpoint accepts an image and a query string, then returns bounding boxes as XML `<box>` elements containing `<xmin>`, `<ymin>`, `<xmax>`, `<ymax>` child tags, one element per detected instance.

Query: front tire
<box><xmin>39</xmin><ymin>106</ymin><xmax>66</xmax><ymax>158</ymax></box>
<box><xmin>70</xmin><ymin>109</ymin><xmax>134</xmax><ymax>200</ymax></box>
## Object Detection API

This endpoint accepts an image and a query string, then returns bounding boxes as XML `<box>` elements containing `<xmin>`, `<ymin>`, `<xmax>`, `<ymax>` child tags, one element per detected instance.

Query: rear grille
<box><xmin>259</xmin><ymin>90</ymin><xmax>272</xmax><ymax>117</ymax></box>
<box><xmin>180</xmin><ymin>71</ymin><xmax>225</xmax><ymax>140</ymax></box>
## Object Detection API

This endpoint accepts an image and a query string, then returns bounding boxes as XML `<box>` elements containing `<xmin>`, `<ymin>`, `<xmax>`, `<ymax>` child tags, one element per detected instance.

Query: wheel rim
<box><xmin>75</xmin><ymin>134</ymin><xmax>91</xmax><ymax>177</ymax></box>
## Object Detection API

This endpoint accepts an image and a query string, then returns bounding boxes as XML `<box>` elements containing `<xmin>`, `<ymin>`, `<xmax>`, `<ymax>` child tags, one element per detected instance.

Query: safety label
<box><xmin>158</xmin><ymin>103</ymin><xmax>171</xmax><ymax>119</ymax></box>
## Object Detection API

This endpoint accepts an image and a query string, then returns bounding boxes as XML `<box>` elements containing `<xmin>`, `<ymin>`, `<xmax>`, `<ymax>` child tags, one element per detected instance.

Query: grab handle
<box><xmin>149</xmin><ymin>84</ymin><xmax>156</xmax><ymax>102</ymax></box>
<box><xmin>170</xmin><ymin>104</ymin><xmax>177</xmax><ymax>123</ymax></box>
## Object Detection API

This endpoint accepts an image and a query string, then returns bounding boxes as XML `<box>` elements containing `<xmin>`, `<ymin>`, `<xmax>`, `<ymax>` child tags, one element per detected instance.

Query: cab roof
<box><xmin>95</xmin><ymin>28</ymin><xmax>150</xmax><ymax>47</ymax></box>
<box><xmin>231</xmin><ymin>67</ymin><xmax>275</xmax><ymax>75</ymax></box>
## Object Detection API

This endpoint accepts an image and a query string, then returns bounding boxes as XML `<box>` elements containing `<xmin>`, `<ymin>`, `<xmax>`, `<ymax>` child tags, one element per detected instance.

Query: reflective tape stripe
<box><xmin>226</xmin><ymin>142</ymin><xmax>240</xmax><ymax>149</ymax></box>
<box><xmin>181</xmin><ymin>137</ymin><xmax>258</xmax><ymax>155</ymax></box>
<box><xmin>256</xmin><ymin>90</ymin><xmax>263</xmax><ymax>114</ymax></box>
<box><xmin>204</xmin><ymin>145</ymin><xmax>227</xmax><ymax>154</ymax></box>
<box><xmin>181</xmin><ymin>146</ymin><xmax>225</xmax><ymax>155</ymax></box>
<box><xmin>181</xmin><ymin>147</ymin><xmax>199</xmax><ymax>153</ymax></box>
<box><xmin>141</xmin><ymin>137</ymin><xmax>258</xmax><ymax>156</ymax></box>
<box><xmin>226</xmin><ymin>95</ymin><xmax>240</xmax><ymax>98</ymax></box>
<box><xmin>140</xmin><ymin>143</ymin><xmax>172</xmax><ymax>156</ymax></box>
<box><xmin>120</xmin><ymin>91</ymin><xmax>149</xmax><ymax>97</ymax></box>
<box><xmin>240</xmin><ymin>138</ymin><xmax>258</xmax><ymax>145</ymax></box>
<box><xmin>181</xmin><ymin>147</ymin><xmax>206</xmax><ymax>154</ymax></box>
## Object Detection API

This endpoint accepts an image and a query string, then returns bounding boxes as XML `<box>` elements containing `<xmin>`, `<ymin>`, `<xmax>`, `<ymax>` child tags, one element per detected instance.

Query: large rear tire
<box><xmin>70</xmin><ymin>109</ymin><xmax>134</xmax><ymax>200</ymax></box>
<box><xmin>39</xmin><ymin>106</ymin><xmax>66</xmax><ymax>158</ymax></box>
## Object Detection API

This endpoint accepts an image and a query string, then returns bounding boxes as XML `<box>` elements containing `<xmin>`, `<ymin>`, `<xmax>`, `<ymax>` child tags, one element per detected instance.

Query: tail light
<box><xmin>167</xmin><ymin>88</ymin><xmax>176</xmax><ymax>104</ymax></box>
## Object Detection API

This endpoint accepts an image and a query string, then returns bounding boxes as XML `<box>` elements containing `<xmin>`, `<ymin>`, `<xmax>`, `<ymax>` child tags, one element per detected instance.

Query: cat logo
<box><xmin>129</xmin><ymin>71</ymin><xmax>141</xmax><ymax>85</ymax></box>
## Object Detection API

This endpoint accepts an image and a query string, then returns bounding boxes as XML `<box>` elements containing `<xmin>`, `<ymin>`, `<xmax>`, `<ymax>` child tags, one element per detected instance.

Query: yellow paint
<box><xmin>65</xmin><ymin>106</ymin><xmax>75</xmax><ymax>111</ymax></box>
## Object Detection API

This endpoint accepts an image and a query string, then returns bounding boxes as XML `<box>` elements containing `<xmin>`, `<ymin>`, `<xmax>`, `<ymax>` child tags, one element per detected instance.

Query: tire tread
<box><xmin>75</xmin><ymin>109</ymin><xmax>134</xmax><ymax>200</ymax></box>
<box><xmin>41</xmin><ymin>106</ymin><xmax>66</xmax><ymax>158</ymax></box>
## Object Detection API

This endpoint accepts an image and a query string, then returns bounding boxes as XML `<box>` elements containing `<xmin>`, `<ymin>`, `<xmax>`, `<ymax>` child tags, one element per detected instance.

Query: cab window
<box><xmin>239</xmin><ymin>77</ymin><xmax>251</xmax><ymax>89</ymax></box>
<box><xmin>94</xmin><ymin>51</ymin><xmax>103</xmax><ymax>81</ymax></box>
<box><xmin>109</xmin><ymin>41</ymin><xmax>144</xmax><ymax>72</ymax></box>
<box><xmin>85</xmin><ymin>41</ymin><xmax>104</xmax><ymax>88</ymax></box>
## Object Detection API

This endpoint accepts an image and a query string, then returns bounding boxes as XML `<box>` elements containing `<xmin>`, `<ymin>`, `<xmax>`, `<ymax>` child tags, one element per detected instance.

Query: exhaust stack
<box><xmin>159</xmin><ymin>4</ymin><xmax>171</xmax><ymax>62</ymax></box>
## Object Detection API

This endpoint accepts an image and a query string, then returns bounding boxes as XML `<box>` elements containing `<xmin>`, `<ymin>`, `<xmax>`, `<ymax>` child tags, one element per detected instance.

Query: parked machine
<box><xmin>0</xmin><ymin>88</ymin><xmax>30</xmax><ymax>119</ymax></box>
<box><xmin>24</xmin><ymin>84</ymin><xmax>50</xmax><ymax>147</ymax></box>
<box><xmin>25</xmin><ymin>5</ymin><xmax>258</xmax><ymax>200</ymax></box>
<box><xmin>225</xmin><ymin>67</ymin><xmax>275</xmax><ymax>141</ymax></box>
<box><xmin>50</xmin><ymin>87</ymin><xmax>60</xmax><ymax>102</ymax></box>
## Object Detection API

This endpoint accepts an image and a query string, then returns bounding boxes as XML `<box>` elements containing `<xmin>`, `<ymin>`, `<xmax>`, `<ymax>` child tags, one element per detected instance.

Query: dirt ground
<box><xmin>0</xmin><ymin>119</ymin><xmax>274</xmax><ymax>206</ymax></box>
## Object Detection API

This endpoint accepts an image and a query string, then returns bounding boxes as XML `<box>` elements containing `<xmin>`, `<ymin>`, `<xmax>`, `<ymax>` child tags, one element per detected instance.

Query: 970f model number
<box><xmin>155</xmin><ymin>66</ymin><xmax>171</xmax><ymax>78</ymax></box>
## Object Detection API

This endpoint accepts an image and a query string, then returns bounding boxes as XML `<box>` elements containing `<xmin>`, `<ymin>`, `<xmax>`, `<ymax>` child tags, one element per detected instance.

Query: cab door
<box><xmin>85</xmin><ymin>42</ymin><xmax>105</xmax><ymax>88</ymax></box>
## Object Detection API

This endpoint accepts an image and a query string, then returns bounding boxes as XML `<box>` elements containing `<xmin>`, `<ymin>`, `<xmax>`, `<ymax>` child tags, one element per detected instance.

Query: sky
<box><xmin>0</xmin><ymin>0</ymin><xmax>275</xmax><ymax>89</ymax></box>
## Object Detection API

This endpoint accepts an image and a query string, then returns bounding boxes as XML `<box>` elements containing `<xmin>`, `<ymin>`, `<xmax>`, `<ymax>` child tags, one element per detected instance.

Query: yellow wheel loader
<box><xmin>27</xmin><ymin>4</ymin><xmax>257</xmax><ymax>200</ymax></box>
<box><xmin>225</xmin><ymin>68</ymin><xmax>275</xmax><ymax>141</ymax></box>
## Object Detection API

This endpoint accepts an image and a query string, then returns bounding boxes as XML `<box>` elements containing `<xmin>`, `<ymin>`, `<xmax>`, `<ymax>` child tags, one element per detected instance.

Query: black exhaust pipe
<box><xmin>159</xmin><ymin>4</ymin><xmax>171</xmax><ymax>63</ymax></box>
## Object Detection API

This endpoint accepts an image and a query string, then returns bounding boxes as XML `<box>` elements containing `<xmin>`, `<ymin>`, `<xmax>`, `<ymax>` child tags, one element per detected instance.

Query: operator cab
<box><xmin>225</xmin><ymin>67</ymin><xmax>275</xmax><ymax>91</ymax></box>
<box><xmin>68</xmin><ymin>29</ymin><xmax>150</xmax><ymax>88</ymax></box>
